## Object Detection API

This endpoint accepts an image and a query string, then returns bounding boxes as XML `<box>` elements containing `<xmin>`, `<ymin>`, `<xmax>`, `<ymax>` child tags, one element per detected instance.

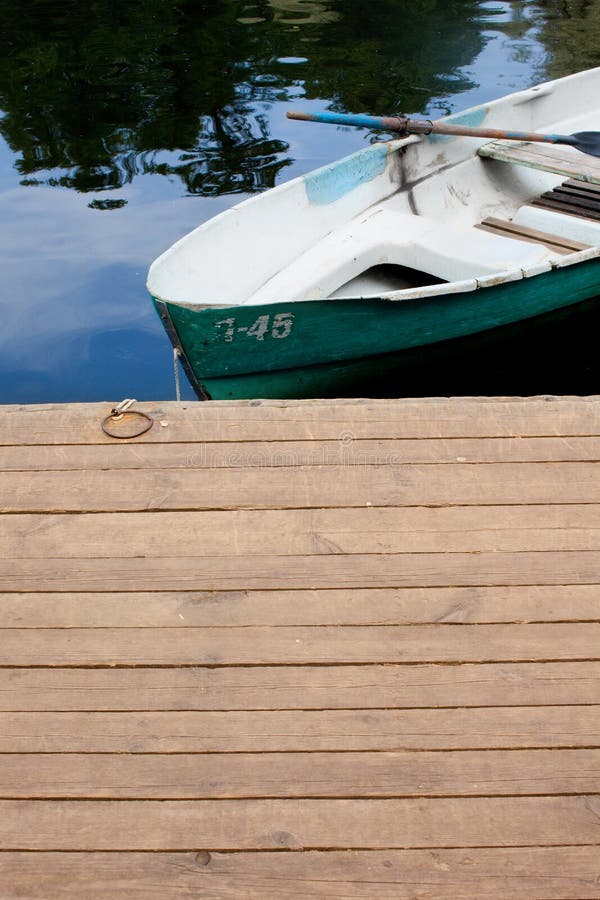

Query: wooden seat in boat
<box><xmin>475</xmin><ymin>216</ymin><xmax>592</xmax><ymax>255</ymax></box>
<box><xmin>478</xmin><ymin>179</ymin><xmax>600</xmax><ymax>253</ymax></box>
<box><xmin>478</xmin><ymin>140</ymin><xmax>600</xmax><ymax>185</ymax></box>
<box><xmin>528</xmin><ymin>178</ymin><xmax>600</xmax><ymax>221</ymax></box>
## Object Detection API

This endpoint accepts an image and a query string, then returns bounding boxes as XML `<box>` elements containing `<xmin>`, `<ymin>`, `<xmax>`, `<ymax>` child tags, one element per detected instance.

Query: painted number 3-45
<box><xmin>214</xmin><ymin>312</ymin><xmax>294</xmax><ymax>342</ymax></box>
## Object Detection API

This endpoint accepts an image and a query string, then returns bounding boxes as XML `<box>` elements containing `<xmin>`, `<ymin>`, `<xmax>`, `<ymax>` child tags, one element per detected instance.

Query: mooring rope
<box><xmin>173</xmin><ymin>347</ymin><xmax>182</xmax><ymax>402</ymax></box>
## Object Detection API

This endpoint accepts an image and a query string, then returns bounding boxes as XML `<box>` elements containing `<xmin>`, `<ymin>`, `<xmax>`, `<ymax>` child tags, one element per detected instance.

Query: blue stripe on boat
<box><xmin>304</xmin><ymin>144</ymin><xmax>388</xmax><ymax>205</ymax></box>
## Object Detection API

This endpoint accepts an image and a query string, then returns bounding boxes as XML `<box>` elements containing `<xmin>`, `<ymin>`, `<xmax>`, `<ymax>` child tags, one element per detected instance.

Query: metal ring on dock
<box><xmin>101</xmin><ymin>399</ymin><xmax>154</xmax><ymax>439</ymax></box>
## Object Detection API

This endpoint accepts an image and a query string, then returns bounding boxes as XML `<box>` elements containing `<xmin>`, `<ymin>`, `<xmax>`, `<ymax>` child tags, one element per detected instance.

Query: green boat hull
<box><xmin>153</xmin><ymin>256</ymin><xmax>600</xmax><ymax>400</ymax></box>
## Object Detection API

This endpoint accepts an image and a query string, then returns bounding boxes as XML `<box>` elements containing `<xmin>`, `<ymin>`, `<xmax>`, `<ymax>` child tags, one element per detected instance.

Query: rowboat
<box><xmin>147</xmin><ymin>67</ymin><xmax>600</xmax><ymax>400</ymax></box>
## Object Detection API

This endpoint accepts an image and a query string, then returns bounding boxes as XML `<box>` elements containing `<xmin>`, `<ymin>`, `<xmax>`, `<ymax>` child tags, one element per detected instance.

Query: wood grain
<box><xmin>478</xmin><ymin>140</ymin><xmax>600</xmax><ymax>184</ymax></box>
<box><xmin>2</xmin><ymin>706</ymin><xmax>598</xmax><ymax>752</ymax></box>
<box><xmin>532</xmin><ymin>196</ymin><xmax>600</xmax><ymax>221</ymax></box>
<box><xmin>2</xmin><ymin>585</ymin><xmax>598</xmax><ymax>627</ymax></box>
<box><xmin>476</xmin><ymin>216</ymin><xmax>590</xmax><ymax>253</ymax></box>
<box><xmin>6</xmin><ymin>505</ymin><xmax>600</xmax><ymax>559</ymax></box>
<box><xmin>3</xmin><ymin>435</ymin><xmax>600</xmax><ymax>470</ymax></box>
<box><xmin>1</xmin><ymin>848</ymin><xmax>599</xmax><ymax>899</ymax></box>
<box><xmin>3</xmin><ymin>462</ymin><xmax>600</xmax><ymax>512</ymax></box>
<box><xmin>2</xmin><ymin>623</ymin><xmax>600</xmax><ymax>667</ymax></box>
<box><xmin>2</xmin><ymin>796</ymin><xmax>600</xmax><ymax>849</ymax></box>
<box><xmin>3</xmin><ymin>551</ymin><xmax>600</xmax><ymax>592</ymax></box>
<box><xmin>2</xmin><ymin>397</ymin><xmax>600</xmax><ymax>445</ymax></box>
<box><xmin>565</xmin><ymin>178</ymin><xmax>600</xmax><ymax>194</ymax></box>
<box><xmin>2</xmin><ymin>749</ymin><xmax>598</xmax><ymax>798</ymax></box>
<box><xmin>547</xmin><ymin>185</ymin><xmax>600</xmax><ymax>212</ymax></box>
<box><xmin>4</xmin><ymin>395</ymin><xmax>600</xmax><ymax>886</ymax></box>
<box><xmin>2</xmin><ymin>661</ymin><xmax>597</xmax><ymax>710</ymax></box>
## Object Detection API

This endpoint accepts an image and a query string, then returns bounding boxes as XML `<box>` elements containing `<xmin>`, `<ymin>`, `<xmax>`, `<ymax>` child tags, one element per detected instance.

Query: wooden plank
<box><xmin>2</xmin><ymin>661</ymin><xmax>598</xmax><ymax>711</ymax></box>
<box><xmin>476</xmin><ymin>222</ymin><xmax>572</xmax><ymax>254</ymax></box>
<box><xmin>2</xmin><ymin>796</ymin><xmax>600</xmax><ymax>849</ymax></box>
<box><xmin>2</xmin><ymin>848</ymin><xmax>599</xmax><ymax>899</ymax></box>
<box><xmin>565</xmin><ymin>177</ymin><xmax>600</xmax><ymax>195</ymax></box>
<box><xmin>2</xmin><ymin>397</ymin><xmax>600</xmax><ymax>445</ymax></box>
<box><xmin>551</xmin><ymin>185</ymin><xmax>600</xmax><ymax>212</ymax></box>
<box><xmin>2</xmin><ymin>551</ymin><xmax>600</xmax><ymax>593</ymax></box>
<box><xmin>2</xmin><ymin>706</ymin><xmax>599</xmax><ymax>752</ymax></box>
<box><xmin>477</xmin><ymin>216</ymin><xmax>590</xmax><ymax>252</ymax></box>
<box><xmin>3</xmin><ymin>462</ymin><xmax>600</xmax><ymax>513</ymax></box>
<box><xmin>4</xmin><ymin>435</ymin><xmax>600</xmax><ymax>471</ymax></box>
<box><xmin>2</xmin><ymin>586</ymin><xmax>598</xmax><ymax>628</ymax></box>
<box><xmin>481</xmin><ymin>214</ymin><xmax>591</xmax><ymax>249</ymax></box>
<box><xmin>6</xmin><ymin>505</ymin><xmax>600</xmax><ymax>559</ymax></box>
<box><xmin>1</xmin><ymin>623</ymin><xmax>600</xmax><ymax>667</ymax></box>
<box><xmin>478</xmin><ymin>140</ymin><xmax>600</xmax><ymax>184</ymax></box>
<box><xmin>530</xmin><ymin>196</ymin><xmax>600</xmax><ymax>221</ymax></box>
<box><xmin>2</xmin><ymin>749</ymin><xmax>599</xmax><ymax>799</ymax></box>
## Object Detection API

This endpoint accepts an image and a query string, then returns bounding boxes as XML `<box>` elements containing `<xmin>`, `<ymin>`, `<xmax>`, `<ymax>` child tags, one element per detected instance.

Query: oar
<box><xmin>286</xmin><ymin>110</ymin><xmax>600</xmax><ymax>158</ymax></box>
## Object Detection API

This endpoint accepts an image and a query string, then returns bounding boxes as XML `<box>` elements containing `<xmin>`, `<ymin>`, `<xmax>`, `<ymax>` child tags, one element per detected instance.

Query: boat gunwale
<box><xmin>150</xmin><ymin>242</ymin><xmax>600</xmax><ymax>314</ymax></box>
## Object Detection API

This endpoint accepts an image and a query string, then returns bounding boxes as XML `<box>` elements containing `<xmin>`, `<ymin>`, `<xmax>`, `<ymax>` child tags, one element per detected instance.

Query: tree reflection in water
<box><xmin>0</xmin><ymin>0</ymin><xmax>487</xmax><ymax>199</ymax></box>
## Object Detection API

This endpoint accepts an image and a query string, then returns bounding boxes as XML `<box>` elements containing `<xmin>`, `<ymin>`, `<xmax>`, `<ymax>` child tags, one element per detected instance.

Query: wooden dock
<box><xmin>1</xmin><ymin>396</ymin><xmax>600</xmax><ymax>898</ymax></box>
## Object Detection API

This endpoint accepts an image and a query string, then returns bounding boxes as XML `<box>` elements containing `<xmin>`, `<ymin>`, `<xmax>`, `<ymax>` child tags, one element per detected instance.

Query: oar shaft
<box><xmin>286</xmin><ymin>110</ymin><xmax>409</xmax><ymax>132</ymax></box>
<box><xmin>286</xmin><ymin>110</ymin><xmax>576</xmax><ymax>148</ymax></box>
<box><xmin>427</xmin><ymin>120</ymin><xmax>575</xmax><ymax>146</ymax></box>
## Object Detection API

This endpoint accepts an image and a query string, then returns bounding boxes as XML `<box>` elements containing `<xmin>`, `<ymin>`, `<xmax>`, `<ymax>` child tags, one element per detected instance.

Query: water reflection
<box><xmin>533</xmin><ymin>0</ymin><xmax>600</xmax><ymax>76</ymax></box>
<box><xmin>267</xmin><ymin>0</ymin><xmax>341</xmax><ymax>24</ymax></box>
<box><xmin>3</xmin><ymin>0</ymin><xmax>599</xmax><ymax>203</ymax></box>
<box><xmin>0</xmin><ymin>0</ymin><xmax>488</xmax><ymax>198</ymax></box>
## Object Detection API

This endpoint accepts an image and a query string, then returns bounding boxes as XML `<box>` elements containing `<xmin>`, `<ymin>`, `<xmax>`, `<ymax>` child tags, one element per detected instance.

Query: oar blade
<box><xmin>571</xmin><ymin>132</ymin><xmax>600</xmax><ymax>159</ymax></box>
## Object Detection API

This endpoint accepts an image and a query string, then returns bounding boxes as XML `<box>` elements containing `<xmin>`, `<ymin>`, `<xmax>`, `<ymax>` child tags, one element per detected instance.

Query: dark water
<box><xmin>1</xmin><ymin>0</ymin><xmax>600</xmax><ymax>403</ymax></box>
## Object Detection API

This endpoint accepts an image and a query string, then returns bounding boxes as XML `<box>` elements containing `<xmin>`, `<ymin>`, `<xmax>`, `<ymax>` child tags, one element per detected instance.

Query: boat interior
<box><xmin>244</xmin><ymin>141</ymin><xmax>600</xmax><ymax>305</ymax></box>
<box><xmin>147</xmin><ymin>119</ymin><xmax>600</xmax><ymax>310</ymax></box>
<box><xmin>337</xmin><ymin>177</ymin><xmax>600</xmax><ymax>300</ymax></box>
